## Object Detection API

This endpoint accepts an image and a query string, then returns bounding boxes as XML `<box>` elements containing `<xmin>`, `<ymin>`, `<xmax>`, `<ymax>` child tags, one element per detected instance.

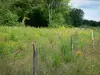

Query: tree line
<box><xmin>0</xmin><ymin>0</ymin><xmax>99</xmax><ymax>27</ymax></box>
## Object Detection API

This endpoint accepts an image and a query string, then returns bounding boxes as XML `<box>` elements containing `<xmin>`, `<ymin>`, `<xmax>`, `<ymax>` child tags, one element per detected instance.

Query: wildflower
<box><xmin>76</xmin><ymin>50</ymin><xmax>82</xmax><ymax>56</ymax></box>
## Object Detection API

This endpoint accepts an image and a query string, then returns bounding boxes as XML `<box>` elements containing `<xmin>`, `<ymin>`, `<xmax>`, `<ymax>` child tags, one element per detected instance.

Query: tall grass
<box><xmin>0</xmin><ymin>26</ymin><xmax>100</xmax><ymax>75</ymax></box>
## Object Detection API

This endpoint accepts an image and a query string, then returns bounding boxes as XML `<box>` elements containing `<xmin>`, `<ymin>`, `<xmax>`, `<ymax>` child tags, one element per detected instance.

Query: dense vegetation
<box><xmin>0</xmin><ymin>0</ymin><xmax>100</xmax><ymax>75</ymax></box>
<box><xmin>0</xmin><ymin>0</ymin><xmax>70</xmax><ymax>27</ymax></box>
<box><xmin>0</xmin><ymin>0</ymin><xmax>99</xmax><ymax>27</ymax></box>
<box><xmin>0</xmin><ymin>27</ymin><xmax>100</xmax><ymax>75</ymax></box>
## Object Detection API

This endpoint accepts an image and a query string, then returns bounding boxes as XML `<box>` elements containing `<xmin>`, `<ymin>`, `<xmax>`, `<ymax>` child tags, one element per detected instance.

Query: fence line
<box><xmin>32</xmin><ymin>29</ymin><xmax>95</xmax><ymax>75</ymax></box>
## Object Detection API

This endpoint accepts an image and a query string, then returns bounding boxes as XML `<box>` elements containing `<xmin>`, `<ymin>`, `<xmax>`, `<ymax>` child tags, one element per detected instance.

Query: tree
<box><xmin>10</xmin><ymin>0</ymin><xmax>33</xmax><ymax>26</ymax></box>
<box><xmin>0</xmin><ymin>0</ymin><xmax>19</xmax><ymax>26</ymax></box>
<box><xmin>25</xmin><ymin>0</ymin><xmax>70</xmax><ymax>27</ymax></box>
<box><xmin>0</xmin><ymin>0</ymin><xmax>71</xmax><ymax>27</ymax></box>
<box><xmin>65</xmin><ymin>8</ymin><xmax>84</xmax><ymax>27</ymax></box>
<box><xmin>98</xmin><ymin>21</ymin><xmax>100</xmax><ymax>26</ymax></box>
<box><xmin>43</xmin><ymin>0</ymin><xmax>70</xmax><ymax>26</ymax></box>
<box><xmin>83</xmin><ymin>19</ymin><xmax>99</xmax><ymax>27</ymax></box>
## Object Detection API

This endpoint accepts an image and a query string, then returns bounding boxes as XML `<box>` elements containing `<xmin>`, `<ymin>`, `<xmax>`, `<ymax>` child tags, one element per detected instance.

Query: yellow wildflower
<box><xmin>76</xmin><ymin>50</ymin><xmax>82</xmax><ymax>56</ymax></box>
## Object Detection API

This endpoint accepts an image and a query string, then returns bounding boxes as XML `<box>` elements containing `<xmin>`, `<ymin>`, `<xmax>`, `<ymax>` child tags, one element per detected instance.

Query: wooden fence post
<box><xmin>71</xmin><ymin>35</ymin><xmax>74</xmax><ymax>51</ymax></box>
<box><xmin>92</xmin><ymin>30</ymin><xmax>94</xmax><ymax>48</ymax></box>
<box><xmin>33</xmin><ymin>43</ymin><xmax>38</xmax><ymax>75</ymax></box>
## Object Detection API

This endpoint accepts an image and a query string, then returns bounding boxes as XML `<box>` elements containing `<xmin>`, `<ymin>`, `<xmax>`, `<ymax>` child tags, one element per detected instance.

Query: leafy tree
<box><xmin>83</xmin><ymin>19</ymin><xmax>99</xmax><ymax>27</ymax></box>
<box><xmin>0</xmin><ymin>0</ymin><xmax>19</xmax><ymax>26</ymax></box>
<box><xmin>98</xmin><ymin>21</ymin><xmax>100</xmax><ymax>26</ymax></box>
<box><xmin>65</xmin><ymin>8</ymin><xmax>84</xmax><ymax>27</ymax></box>
<box><xmin>0</xmin><ymin>0</ymin><xmax>71</xmax><ymax>27</ymax></box>
<box><xmin>10</xmin><ymin>0</ymin><xmax>33</xmax><ymax>26</ymax></box>
<box><xmin>43</xmin><ymin>0</ymin><xmax>70</xmax><ymax>26</ymax></box>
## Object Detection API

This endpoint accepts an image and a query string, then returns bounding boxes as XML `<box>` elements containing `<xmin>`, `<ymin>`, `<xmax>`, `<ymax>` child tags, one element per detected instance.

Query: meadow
<box><xmin>0</xmin><ymin>26</ymin><xmax>100</xmax><ymax>75</ymax></box>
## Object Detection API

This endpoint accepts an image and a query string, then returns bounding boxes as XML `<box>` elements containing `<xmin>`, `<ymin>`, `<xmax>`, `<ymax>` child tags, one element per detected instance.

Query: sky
<box><xmin>70</xmin><ymin>0</ymin><xmax>100</xmax><ymax>21</ymax></box>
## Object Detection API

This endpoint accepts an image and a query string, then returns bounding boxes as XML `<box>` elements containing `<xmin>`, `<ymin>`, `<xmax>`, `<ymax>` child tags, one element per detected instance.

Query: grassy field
<box><xmin>0</xmin><ymin>26</ymin><xmax>100</xmax><ymax>75</ymax></box>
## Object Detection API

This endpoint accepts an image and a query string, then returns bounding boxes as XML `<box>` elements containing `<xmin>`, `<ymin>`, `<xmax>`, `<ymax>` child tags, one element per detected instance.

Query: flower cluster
<box><xmin>76</xmin><ymin>50</ymin><xmax>82</xmax><ymax>56</ymax></box>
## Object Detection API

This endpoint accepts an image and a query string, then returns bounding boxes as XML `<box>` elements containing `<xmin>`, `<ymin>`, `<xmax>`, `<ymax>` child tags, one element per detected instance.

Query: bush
<box><xmin>0</xmin><ymin>10</ymin><xmax>19</xmax><ymax>26</ymax></box>
<box><xmin>48</xmin><ymin>13</ymin><xmax>65</xmax><ymax>28</ymax></box>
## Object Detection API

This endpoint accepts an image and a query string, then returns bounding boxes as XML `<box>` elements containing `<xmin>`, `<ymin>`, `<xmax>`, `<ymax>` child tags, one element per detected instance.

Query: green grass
<box><xmin>0</xmin><ymin>26</ymin><xmax>100</xmax><ymax>75</ymax></box>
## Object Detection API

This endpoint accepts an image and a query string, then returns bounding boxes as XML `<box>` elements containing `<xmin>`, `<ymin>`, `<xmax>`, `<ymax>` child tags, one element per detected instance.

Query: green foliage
<box><xmin>4</xmin><ymin>11</ymin><xmax>19</xmax><ymax>26</ymax></box>
<box><xmin>60</xmin><ymin>39</ymin><xmax>73</xmax><ymax>63</ymax></box>
<box><xmin>0</xmin><ymin>27</ymin><xmax>100</xmax><ymax>75</ymax></box>
<box><xmin>0</xmin><ymin>0</ymin><xmax>19</xmax><ymax>26</ymax></box>
<box><xmin>0</xmin><ymin>0</ymin><xmax>71</xmax><ymax>27</ymax></box>
<box><xmin>47</xmin><ymin>0</ymin><xmax>70</xmax><ymax>27</ymax></box>
<box><xmin>49</xmin><ymin>13</ymin><xmax>65</xmax><ymax>27</ymax></box>
<box><xmin>0</xmin><ymin>9</ymin><xmax>19</xmax><ymax>26</ymax></box>
<box><xmin>83</xmin><ymin>19</ymin><xmax>100</xmax><ymax>27</ymax></box>
<box><xmin>65</xmin><ymin>8</ymin><xmax>84</xmax><ymax>27</ymax></box>
<box><xmin>0</xmin><ymin>0</ymin><xmax>100</xmax><ymax>27</ymax></box>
